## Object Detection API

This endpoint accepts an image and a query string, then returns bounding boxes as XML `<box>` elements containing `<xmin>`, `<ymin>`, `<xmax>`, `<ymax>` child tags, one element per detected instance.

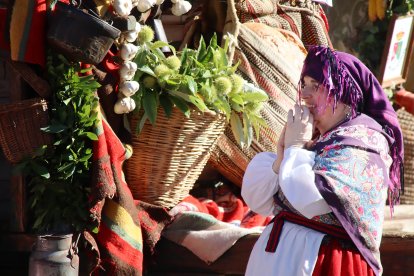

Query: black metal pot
<box><xmin>47</xmin><ymin>2</ymin><xmax>121</xmax><ymax>65</ymax></box>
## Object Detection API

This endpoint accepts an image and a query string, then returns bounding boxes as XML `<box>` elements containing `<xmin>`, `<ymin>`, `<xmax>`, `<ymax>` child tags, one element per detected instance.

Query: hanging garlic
<box><xmin>112</xmin><ymin>0</ymin><xmax>133</xmax><ymax>17</ymax></box>
<box><xmin>119</xmin><ymin>61</ymin><xmax>138</xmax><ymax>81</ymax></box>
<box><xmin>119</xmin><ymin>43</ymin><xmax>139</xmax><ymax>61</ymax></box>
<box><xmin>124</xmin><ymin>23</ymin><xmax>142</xmax><ymax>43</ymax></box>
<box><xmin>114</xmin><ymin>97</ymin><xmax>136</xmax><ymax>114</ymax></box>
<box><xmin>119</xmin><ymin>81</ymin><xmax>140</xmax><ymax>97</ymax></box>
<box><xmin>136</xmin><ymin>0</ymin><xmax>156</xmax><ymax>12</ymax></box>
<box><xmin>171</xmin><ymin>0</ymin><xmax>192</xmax><ymax>16</ymax></box>
<box><xmin>155</xmin><ymin>0</ymin><xmax>164</xmax><ymax>4</ymax></box>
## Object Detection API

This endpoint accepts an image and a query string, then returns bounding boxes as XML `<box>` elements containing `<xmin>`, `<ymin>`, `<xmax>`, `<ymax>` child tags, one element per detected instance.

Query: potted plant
<box><xmin>17</xmin><ymin>52</ymin><xmax>100</xmax><ymax>274</ymax></box>
<box><xmin>124</xmin><ymin>26</ymin><xmax>269</xmax><ymax>208</ymax></box>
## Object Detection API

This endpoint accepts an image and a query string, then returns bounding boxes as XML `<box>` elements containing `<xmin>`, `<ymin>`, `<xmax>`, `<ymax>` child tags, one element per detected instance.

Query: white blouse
<box><xmin>241</xmin><ymin>147</ymin><xmax>332</xmax><ymax>276</ymax></box>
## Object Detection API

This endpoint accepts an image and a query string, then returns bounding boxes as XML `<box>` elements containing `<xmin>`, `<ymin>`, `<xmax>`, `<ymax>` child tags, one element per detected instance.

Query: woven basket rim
<box><xmin>0</xmin><ymin>98</ymin><xmax>47</xmax><ymax>114</ymax></box>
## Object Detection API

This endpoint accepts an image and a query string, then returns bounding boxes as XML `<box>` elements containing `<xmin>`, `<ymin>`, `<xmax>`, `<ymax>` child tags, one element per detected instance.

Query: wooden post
<box><xmin>1</xmin><ymin>59</ymin><xmax>30</xmax><ymax>233</ymax></box>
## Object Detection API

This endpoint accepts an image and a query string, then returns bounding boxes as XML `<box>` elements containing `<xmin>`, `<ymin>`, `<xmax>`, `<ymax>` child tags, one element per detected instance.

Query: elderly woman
<box><xmin>242</xmin><ymin>46</ymin><xmax>403</xmax><ymax>276</ymax></box>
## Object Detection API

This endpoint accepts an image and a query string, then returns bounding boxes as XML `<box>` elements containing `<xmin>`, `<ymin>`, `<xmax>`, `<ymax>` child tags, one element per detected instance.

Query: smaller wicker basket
<box><xmin>0</xmin><ymin>98</ymin><xmax>51</xmax><ymax>163</ymax></box>
<box><xmin>126</xmin><ymin>107</ymin><xmax>227</xmax><ymax>209</ymax></box>
<box><xmin>397</xmin><ymin>107</ymin><xmax>414</xmax><ymax>204</ymax></box>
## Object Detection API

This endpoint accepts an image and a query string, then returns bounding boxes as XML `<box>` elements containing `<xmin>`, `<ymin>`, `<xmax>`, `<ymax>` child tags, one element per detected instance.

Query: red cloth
<box><xmin>175</xmin><ymin>193</ymin><xmax>272</xmax><ymax>229</ymax></box>
<box><xmin>313</xmin><ymin>239</ymin><xmax>374</xmax><ymax>276</ymax></box>
<box><xmin>86</xmin><ymin>113</ymin><xmax>171</xmax><ymax>275</ymax></box>
<box><xmin>0</xmin><ymin>8</ymin><xmax>10</xmax><ymax>54</ymax></box>
<box><xmin>9</xmin><ymin>0</ymin><xmax>47</xmax><ymax>66</ymax></box>
<box><xmin>265</xmin><ymin>211</ymin><xmax>350</xmax><ymax>253</ymax></box>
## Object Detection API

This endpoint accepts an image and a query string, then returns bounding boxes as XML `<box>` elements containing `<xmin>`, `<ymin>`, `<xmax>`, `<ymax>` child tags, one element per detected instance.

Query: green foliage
<box><xmin>17</xmin><ymin>52</ymin><xmax>100</xmax><ymax>233</ymax></box>
<box><xmin>132</xmin><ymin>33</ymin><xmax>269</xmax><ymax>148</ymax></box>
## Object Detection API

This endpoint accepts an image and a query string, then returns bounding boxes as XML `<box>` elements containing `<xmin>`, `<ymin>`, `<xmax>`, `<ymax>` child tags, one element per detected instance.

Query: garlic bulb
<box><xmin>120</xmin><ymin>43</ymin><xmax>139</xmax><ymax>61</ymax></box>
<box><xmin>136</xmin><ymin>0</ymin><xmax>156</xmax><ymax>12</ymax></box>
<box><xmin>119</xmin><ymin>61</ymin><xmax>137</xmax><ymax>81</ymax></box>
<box><xmin>124</xmin><ymin>23</ymin><xmax>142</xmax><ymax>43</ymax></box>
<box><xmin>113</xmin><ymin>0</ymin><xmax>133</xmax><ymax>17</ymax></box>
<box><xmin>114</xmin><ymin>97</ymin><xmax>136</xmax><ymax>114</ymax></box>
<box><xmin>170</xmin><ymin>0</ymin><xmax>179</xmax><ymax>3</ymax></box>
<box><xmin>155</xmin><ymin>0</ymin><xmax>164</xmax><ymax>4</ymax></box>
<box><xmin>119</xmin><ymin>81</ymin><xmax>140</xmax><ymax>97</ymax></box>
<box><xmin>171</xmin><ymin>0</ymin><xmax>192</xmax><ymax>16</ymax></box>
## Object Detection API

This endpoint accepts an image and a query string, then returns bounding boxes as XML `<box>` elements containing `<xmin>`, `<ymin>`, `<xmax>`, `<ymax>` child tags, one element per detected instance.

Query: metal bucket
<box><xmin>47</xmin><ymin>2</ymin><xmax>121</xmax><ymax>65</ymax></box>
<box><xmin>28</xmin><ymin>234</ymin><xmax>79</xmax><ymax>276</ymax></box>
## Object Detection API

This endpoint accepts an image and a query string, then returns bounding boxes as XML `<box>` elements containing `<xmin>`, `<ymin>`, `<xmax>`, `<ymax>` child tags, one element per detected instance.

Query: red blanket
<box><xmin>171</xmin><ymin>186</ymin><xmax>273</xmax><ymax>229</ymax></box>
<box><xmin>85</xmin><ymin>111</ymin><xmax>171</xmax><ymax>275</ymax></box>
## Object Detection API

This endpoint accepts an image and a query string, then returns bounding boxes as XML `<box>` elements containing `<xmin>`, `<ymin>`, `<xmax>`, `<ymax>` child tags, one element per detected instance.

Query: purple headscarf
<box><xmin>300</xmin><ymin>45</ymin><xmax>403</xmax><ymax>206</ymax></box>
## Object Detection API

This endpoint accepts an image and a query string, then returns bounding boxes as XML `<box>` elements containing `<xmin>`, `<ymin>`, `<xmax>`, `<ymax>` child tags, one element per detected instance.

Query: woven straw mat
<box><xmin>235</xmin><ymin>0</ymin><xmax>331</xmax><ymax>48</ymax></box>
<box><xmin>209</xmin><ymin>22</ymin><xmax>307</xmax><ymax>186</ymax></box>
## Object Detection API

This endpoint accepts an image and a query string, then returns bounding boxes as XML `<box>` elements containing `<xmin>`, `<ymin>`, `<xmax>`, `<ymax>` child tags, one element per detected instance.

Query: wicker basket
<box><xmin>397</xmin><ymin>108</ymin><xmax>414</xmax><ymax>204</ymax></box>
<box><xmin>0</xmin><ymin>98</ymin><xmax>51</xmax><ymax>163</ymax></box>
<box><xmin>125</xmin><ymin>107</ymin><xmax>227</xmax><ymax>209</ymax></box>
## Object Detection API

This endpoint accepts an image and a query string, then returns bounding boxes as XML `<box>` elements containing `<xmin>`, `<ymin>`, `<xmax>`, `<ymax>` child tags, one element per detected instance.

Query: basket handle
<box><xmin>8</xmin><ymin>60</ymin><xmax>52</xmax><ymax>99</ymax></box>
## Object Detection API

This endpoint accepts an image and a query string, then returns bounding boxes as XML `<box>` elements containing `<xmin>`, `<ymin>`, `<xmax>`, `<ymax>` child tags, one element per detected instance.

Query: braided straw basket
<box><xmin>0</xmin><ymin>98</ymin><xmax>51</xmax><ymax>163</ymax></box>
<box><xmin>125</xmin><ymin>107</ymin><xmax>227</xmax><ymax>209</ymax></box>
<box><xmin>397</xmin><ymin>107</ymin><xmax>414</xmax><ymax>204</ymax></box>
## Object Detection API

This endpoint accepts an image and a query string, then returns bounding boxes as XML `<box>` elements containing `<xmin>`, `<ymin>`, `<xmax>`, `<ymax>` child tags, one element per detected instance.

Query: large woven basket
<box><xmin>0</xmin><ymin>98</ymin><xmax>51</xmax><ymax>163</ymax></box>
<box><xmin>125</xmin><ymin>107</ymin><xmax>227</xmax><ymax>209</ymax></box>
<box><xmin>397</xmin><ymin>108</ymin><xmax>414</xmax><ymax>204</ymax></box>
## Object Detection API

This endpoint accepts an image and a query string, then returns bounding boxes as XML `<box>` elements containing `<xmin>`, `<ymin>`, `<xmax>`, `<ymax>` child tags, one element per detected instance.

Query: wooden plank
<box><xmin>150</xmin><ymin>234</ymin><xmax>258</xmax><ymax>275</ymax></box>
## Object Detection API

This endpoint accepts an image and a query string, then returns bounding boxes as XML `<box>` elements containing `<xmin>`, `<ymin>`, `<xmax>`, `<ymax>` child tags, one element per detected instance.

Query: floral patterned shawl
<box><xmin>310</xmin><ymin>113</ymin><xmax>393</xmax><ymax>276</ymax></box>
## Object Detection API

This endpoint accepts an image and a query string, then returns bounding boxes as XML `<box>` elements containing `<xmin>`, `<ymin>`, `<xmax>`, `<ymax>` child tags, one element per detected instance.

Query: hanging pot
<box><xmin>47</xmin><ymin>2</ymin><xmax>121</xmax><ymax>65</ymax></box>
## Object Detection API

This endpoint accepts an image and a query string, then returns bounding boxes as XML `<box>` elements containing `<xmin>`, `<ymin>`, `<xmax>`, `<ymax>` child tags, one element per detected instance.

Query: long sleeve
<box><xmin>279</xmin><ymin>147</ymin><xmax>331</xmax><ymax>218</ymax></box>
<box><xmin>242</xmin><ymin>152</ymin><xmax>279</xmax><ymax>216</ymax></box>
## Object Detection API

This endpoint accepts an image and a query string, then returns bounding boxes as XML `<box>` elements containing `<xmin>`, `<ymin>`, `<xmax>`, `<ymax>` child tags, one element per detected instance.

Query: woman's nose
<box><xmin>301</xmin><ymin>91</ymin><xmax>312</xmax><ymax>99</ymax></box>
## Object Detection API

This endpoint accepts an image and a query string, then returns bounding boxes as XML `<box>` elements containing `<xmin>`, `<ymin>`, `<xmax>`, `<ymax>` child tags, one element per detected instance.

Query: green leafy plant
<box><xmin>132</xmin><ymin>27</ymin><xmax>269</xmax><ymax>148</ymax></box>
<box><xmin>16</xmin><ymin>53</ymin><xmax>100</xmax><ymax>233</ymax></box>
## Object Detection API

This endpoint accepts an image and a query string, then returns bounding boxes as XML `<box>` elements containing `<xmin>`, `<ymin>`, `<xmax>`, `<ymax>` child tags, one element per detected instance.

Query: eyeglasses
<box><xmin>300</xmin><ymin>83</ymin><xmax>320</xmax><ymax>94</ymax></box>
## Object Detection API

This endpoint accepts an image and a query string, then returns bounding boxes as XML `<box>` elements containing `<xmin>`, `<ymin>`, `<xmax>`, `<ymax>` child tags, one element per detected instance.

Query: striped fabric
<box><xmin>8</xmin><ymin>0</ymin><xmax>53</xmax><ymax>66</ymax></box>
<box><xmin>87</xmin><ymin>112</ymin><xmax>144</xmax><ymax>275</ymax></box>
<box><xmin>97</xmin><ymin>199</ymin><xmax>143</xmax><ymax>275</ymax></box>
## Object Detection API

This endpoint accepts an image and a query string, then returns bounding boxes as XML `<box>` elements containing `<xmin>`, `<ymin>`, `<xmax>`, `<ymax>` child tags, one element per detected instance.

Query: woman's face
<box><xmin>300</xmin><ymin>76</ymin><xmax>347</xmax><ymax>134</ymax></box>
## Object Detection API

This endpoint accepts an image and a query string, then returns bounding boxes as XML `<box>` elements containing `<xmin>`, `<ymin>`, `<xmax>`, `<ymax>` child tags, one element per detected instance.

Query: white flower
<box><xmin>171</xmin><ymin>1</ymin><xmax>192</xmax><ymax>16</ymax></box>
<box><xmin>124</xmin><ymin>23</ymin><xmax>142</xmax><ymax>43</ymax></box>
<box><xmin>114</xmin><ymin>97</ymin><xmax>136</xmax><ymax>114</ymax></box>
<box><xmin>119</xmin><ymin>80</ymin><xmax>140</xmax><ymax>97</ymax></box>
<box><xmin>136</xmin><ymin>0</ymin><xmax>156</xmax><ymax>12</ymax></box>
<box><xmin>120</xmin><ymin>43</ymin><xmax>139</xmax><ymax>61</ymax></box>
<box><xmin>119</xmin><ymin>61</ymin><xmax>137</xmax><ymax>81</ymax></box>
<box><xmin>113</xmin><ymin>0</ymin><xmax>133</xmax><ymax>17</ymax></box>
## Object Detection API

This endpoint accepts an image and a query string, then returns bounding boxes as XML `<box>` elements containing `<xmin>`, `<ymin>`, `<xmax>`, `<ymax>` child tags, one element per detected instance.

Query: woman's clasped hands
<box><xmin>284</xmin><ymin>103</ymin><xmax>314</xmax><ymax>148</ymax></box>
<box><xmin>273</xmin><ymin>104</ymin><xmax>314</xmax><ymax>173</ymax></box>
